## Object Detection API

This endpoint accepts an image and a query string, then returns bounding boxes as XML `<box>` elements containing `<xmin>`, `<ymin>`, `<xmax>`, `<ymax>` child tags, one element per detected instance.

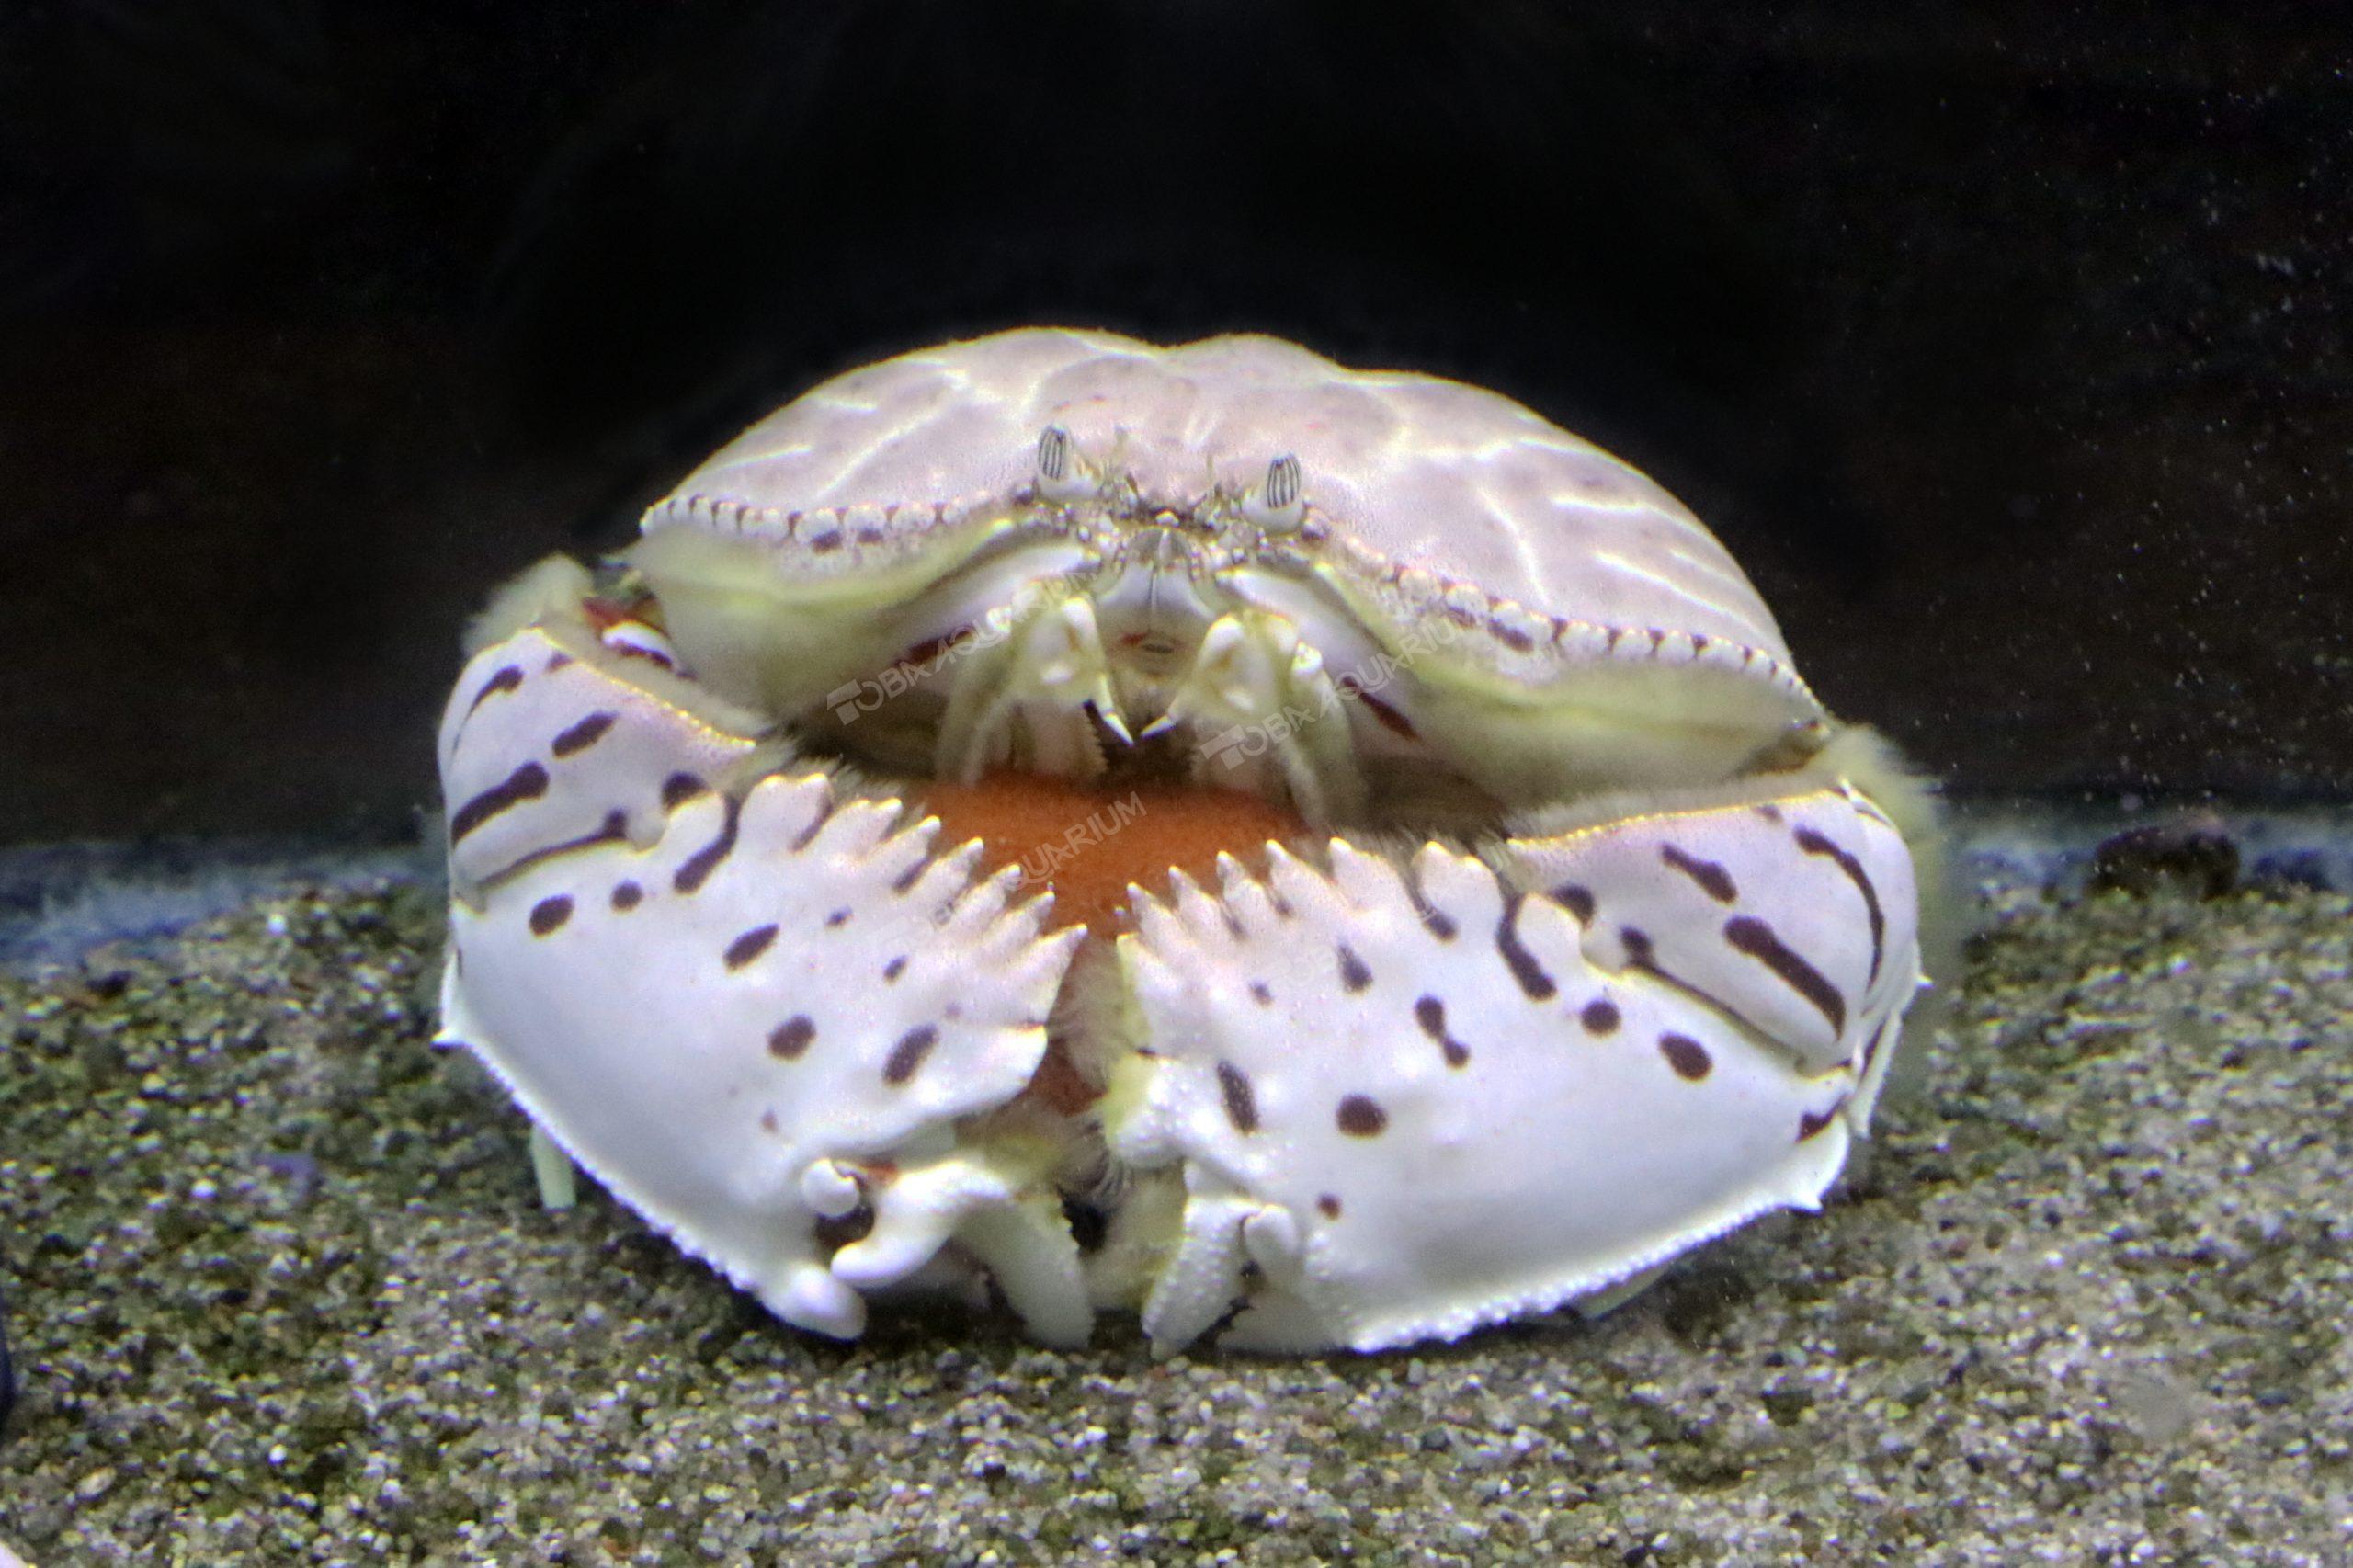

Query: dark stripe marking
<box><xmin>661</xmin><ymin>773</ymin><xmax>709</xmax><ymax>810</ymax></box>
<box><xmin>1495</xmin><ymin>894</ymin><xmax>1558</xmax><ymax>1001</ymax></box>
<box><xmin>1411</xmin><ymin>889</ymin><xmax>1458</xmax><ymax>941</ymax></box>
<box><xmin>1353</xmin><ymin>687</ymin><xmax>1419</xmax><ymax>739</ymax></box>
<box><xmin>611</xmin><ymin>881</ymin><xmax>643</xmax><ymax>912</ymax></box>
<box><xmin>449</xmin><ymin>762</ymin><xmax>548</xmax><ymax>843</ymax></box>
<box><xmin>1317</xmin><ymin>1194</ymin><xmax>1343</xmax><ymax>1220</ymax></box>
<box><xmin>1336</xmin><ymin>943</ymin><xmax>1373</xmax><ymax>993</ymax></box>
<box><xmin>1796</xmin><ymin>826</ymin><xmax>1885</xmax><ymax>983</ymax></box>
<box><xmin>1797</xmin><ymin>1102</ymin><xmax>1842</xmax><ymax>1142</ymax></box>
<box><xmin>529</xmin><ymin>894</ymin><xmax>574</xmax><ymax>937</ymax></box>
<box><xmin>1217</xmin><ymin>1061</ymin><xmax>1259</xmax><ymax>1133</ymax></box>
<box><xmin>486</xmin><ymin>807</ymin><xmax>629</xmax><ymax>882</ymax></box>
<box><xmin>674</xmin><ymin>798</ymin><xmax>741</xmax><ymax>895</ymax></box>
<box><xmin>882</xmin><ymin>955</ymin><xmax>908</xmax><ymax>983</ymax></box>
<box><xmin>1723</xmin><ymin>915</ymin><xmax>1847</xmax><ymax>1034</ymax></box>
<box><xmin>1580</xmin><ymin>997</ymin><xmax>1620</xmax><ymax>1036</ymax></box>
<box><xmin>612</xmin><ymin>642</ymin><xmax>676</xmax><ymax>671</ymax></box>
<box><xmin>466</xmin><ymin>665</ymin><xmax>523</xmax><ymax>716</ymax></box>
<box><xmin>1552</xmin><ymin>883</ymin><xmax>1596</xmax><ymax>925</ymax></box>
<box><xmin>551</xmin><ymin>710</ymin><xmax>618</xmax><ymax>757</ymax></box>
<box><xmin>725</xmin><ymin>925</ymin><xmax>779</xmax><ymax>971</ymax></box>
<box><xmin>882</xmin><ymin>1025</ymin><xmax>938</xmax><ymax>1085</ymax></box>
<box><xmin>1660</xmin><ymin>843</ymin><xmax>1738</xmax><ymax>903</ymax></box>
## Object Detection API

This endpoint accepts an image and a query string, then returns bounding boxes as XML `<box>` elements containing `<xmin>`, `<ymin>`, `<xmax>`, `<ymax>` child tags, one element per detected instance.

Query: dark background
<box><xmin>3</xmin><ymin>1</ymin><xmax>2346</xmax><ymax>845</ymax></box>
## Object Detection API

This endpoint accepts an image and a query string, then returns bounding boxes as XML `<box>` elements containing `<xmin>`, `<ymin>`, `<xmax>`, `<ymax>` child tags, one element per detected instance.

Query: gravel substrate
<box><xmin>1</xmin><ymin>868</ymin><xmax>2347</xmax><ymax>1565</ymax></box>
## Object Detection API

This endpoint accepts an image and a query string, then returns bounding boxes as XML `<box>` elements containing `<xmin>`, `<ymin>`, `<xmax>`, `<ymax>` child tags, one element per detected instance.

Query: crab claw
<box><xmin>437</xmin><ymin>623</ymin><xmax>1090</xmax><ymax>1345</ymax></box>
<box><xmin>1104</xmin><ymin>786</ymin><xmax>1923</xmax><ymax>1354</ymax></box>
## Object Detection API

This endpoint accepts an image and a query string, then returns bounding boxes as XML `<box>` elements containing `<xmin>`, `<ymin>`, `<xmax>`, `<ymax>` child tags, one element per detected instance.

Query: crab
<box><xmin>434</xmin><ymin>328</ymin><xmax>1934</xmax><ymax>1354</ymax></box>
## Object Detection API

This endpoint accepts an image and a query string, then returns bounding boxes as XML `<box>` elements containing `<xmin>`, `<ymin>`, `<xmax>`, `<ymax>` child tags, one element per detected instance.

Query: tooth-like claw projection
<box><xmin>434</xmin><ymin>329</ymin><xmax>1937</xmax><ymax>1354</ymax></box>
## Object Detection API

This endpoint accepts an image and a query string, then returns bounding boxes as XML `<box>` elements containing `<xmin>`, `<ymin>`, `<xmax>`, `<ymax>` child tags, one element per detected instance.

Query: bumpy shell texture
<box><xmin>436</xmin><ymin>327</ymin><xmax>1932</xmax><ymax>1357</ymax></box>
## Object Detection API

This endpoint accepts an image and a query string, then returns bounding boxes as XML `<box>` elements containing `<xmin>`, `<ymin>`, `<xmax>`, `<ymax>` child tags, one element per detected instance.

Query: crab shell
<box><xmin>435</xmin><ymin>327</ymin><xmax>1931</xmax><ymax>1354</ymax></box>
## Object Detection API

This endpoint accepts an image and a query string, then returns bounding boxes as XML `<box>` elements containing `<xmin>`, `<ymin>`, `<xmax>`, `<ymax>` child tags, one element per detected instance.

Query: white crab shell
<box><xmin>435</xmin><ymin>327</ymin><xmax>1931</xmax><ymax>1354</ymax></box>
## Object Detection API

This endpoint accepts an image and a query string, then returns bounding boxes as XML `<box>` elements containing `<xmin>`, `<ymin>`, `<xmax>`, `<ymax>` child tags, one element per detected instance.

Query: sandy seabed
<box><xmin>0</xmin><ymin>863</ymin><xmax>2347</xmax><ymax>1566</ymax></box>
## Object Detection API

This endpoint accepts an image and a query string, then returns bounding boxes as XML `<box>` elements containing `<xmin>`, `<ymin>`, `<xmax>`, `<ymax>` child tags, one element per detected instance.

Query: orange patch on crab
<box><xmin>918</xmin><ymin>770</ymin><xmax>1307</xmax><ymax>934</ymax></box>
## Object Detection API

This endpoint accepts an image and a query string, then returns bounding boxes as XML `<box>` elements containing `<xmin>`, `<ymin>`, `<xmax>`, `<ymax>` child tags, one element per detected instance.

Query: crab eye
<box><xmin>1035</xmin><ymin>425</ymin><xmax>1094</xmax><ymax>503</ymax></box>
<box><xmin>1244</xmin><ymin>453</ymin><xmax>1305</xmax><ymax>533</ymax></box>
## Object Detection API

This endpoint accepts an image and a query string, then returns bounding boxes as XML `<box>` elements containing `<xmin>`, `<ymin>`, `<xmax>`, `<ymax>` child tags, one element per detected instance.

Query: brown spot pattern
<box><xmin>529</xmin><ymin>894</ymin><xmax>574</xmax><ymax>936</ymax></box>
<box><xmin>1336</xmin><ymin>1094</ymin><xmax>1388</xmax><ymax>1137</ymax></box>
<box><xmin>1336</xmin><ymin>943</ymin><xmax>1373</xmax><ymax>994</ymax></box>
<box><xmin>882</xmin><ymin>955</ymin><xmax>908</xmax><ymax>983</ymax></box>
<box><xmin>449</xmin><ymin>762</ymin><xmax>549</xmax><ymax>843</ymax></box>
<box><xmin>1552</xmin><ymin>883</ymin><xmax>1596</xmax><ymax>925</ymax></box>
<box><xmin>724</xmin><ymin>925</ymin><xmax>779</xmax><ymax>971</ymax></box>
<box><xmin>882</xmin><ymin>1025</ymin><xmax>938</xmax><ymax>1085</ymax></box>
<box><xmin>1495</xmin><ymin>895</ymin><xmax>1557</xmax><ymax>1001</ymax></box>
<box><xmin>1414</xmin><ymin>995</ymin><xmax>1471</xmax><ymax>1066</ymax></box>
<box><xmin>825</xmin><ymin>907</ymin><xmax>851</xmax><ymax>927</ymax></box>
<box><xmin>611</xmin><ymin>881</ymin><xmax>642</xmax><ymax>911</ymax></box>
<box><xmin>1580</xmin><ymin>997</ymin><xmax>1620</xmax><ymax>1035</ymax></box>
<box><xmin>1317</xmin><ymin>1194</ymin><xmax>1344</xmax><ymax>1220</ymax></box>
<box><xmin>768</xmin><ymin>1016</ymin><xmax>816</xmax><ymax>1059</ymax></box>
<box><xmin>1217</xmin><ymin>1061</ymin><xmax>1260</xmax><ymax>1134</ymax></box>
<box><xmin>551</xmin><ymin>711</ymin><xmax>618</xmax><ymax>757</ymax></box>
<box><xmin>1660</xmin><ymin>844</ymin><xmax>1738</xmax><ymax>903</ymax></box>
<box><xmin>1249</xmin><ymin>981</ymin><xmax>1275</xmax><ymax>1006</ymax></box>
<box><xmin>1723</xmin><ymin>915</ymin><xmax>1847</xmax><ymax>1034</ymax></box>
<box><xmin>1659</xmin><ymin>1033</ymin><xmax>1713</xmax><ymax>1080</ymax></box>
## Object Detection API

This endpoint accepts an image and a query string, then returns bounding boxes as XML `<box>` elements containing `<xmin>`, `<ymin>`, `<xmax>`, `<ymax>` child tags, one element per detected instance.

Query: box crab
<box><xmin>435</xmin><ymin>328</ymin><xmax>1934</xmax><ymax>1354</ymax></box>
